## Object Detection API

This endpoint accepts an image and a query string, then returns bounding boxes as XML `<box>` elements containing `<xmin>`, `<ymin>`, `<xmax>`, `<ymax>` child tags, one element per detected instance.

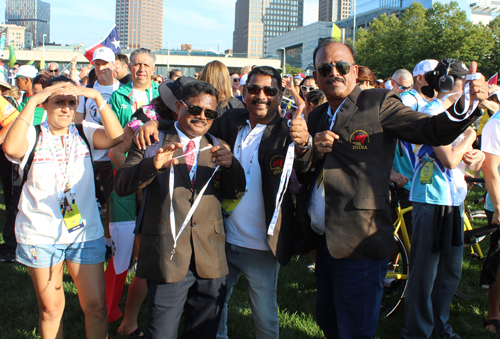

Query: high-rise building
<box><xmin>5</xmin><ymin>0</ymin><xmax>50</xmax><ymax>47</ymax></box>
<box><xmin>0</xmin><ymin>24</ymin><xmax>26</xmax><ymax>50</ymax></box>
<box><xmin>116</xmin><ymin>0</ymin><xmax>163</xmax><ymax>51</ymax></box>
<box><xmin>233</xmin><ymin>0</ymin><xmax>303</xmax><ymax>57</ymax></box>
<box><xmin>319</xmin><ymin>0</ymin><xmax>351</xmax><ymax>22</ymax></box>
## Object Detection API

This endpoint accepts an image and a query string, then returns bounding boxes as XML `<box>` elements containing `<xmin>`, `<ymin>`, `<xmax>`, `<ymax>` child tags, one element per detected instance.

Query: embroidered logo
<box><xmin>270</xmin><ymin>155</ymin><xmax>284</xmax><ymax>175</ymax></box>
<box><xmin>350</xmin><ymin>130</ymin><xmax>370</xmax><ymax>150</ymax></box>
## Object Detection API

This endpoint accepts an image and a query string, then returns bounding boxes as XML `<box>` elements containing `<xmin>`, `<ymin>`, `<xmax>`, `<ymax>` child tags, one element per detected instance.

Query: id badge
<box><xmin>420</xmin><ymin>161</ymin><xmax>434</xmax><ymax>185</ymax></box>
<box><xmin>61</xmin><ymin>200</ymin><xmax>85</xmax><ymax>233</ymax></box>
<box><xmin>221</xmin><ymin>198</ymin><xmax>242</xmax><ymax>218</ymax></box>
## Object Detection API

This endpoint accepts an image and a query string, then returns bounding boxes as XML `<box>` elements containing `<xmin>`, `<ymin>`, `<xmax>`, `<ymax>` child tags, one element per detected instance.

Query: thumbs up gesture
<box><xmin>467</xmin><ymin>61</ymin><xmax>488</xmax><ymax>105</ymax></box>
<box><xmin>289</xmin><ymin>103</ymin><xmax>309</xmax><ymax>147</ymax></box>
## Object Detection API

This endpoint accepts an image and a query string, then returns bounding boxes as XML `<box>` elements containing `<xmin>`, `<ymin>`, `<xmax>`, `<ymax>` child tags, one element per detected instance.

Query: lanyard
<box><xmin>43</xmin><ymin>122</ymin><xmax>78</xmax><ymax>208</ymax></box>
<box><xmin>234</xmin><ymin>123</ymin><xmax>267</xmax><ymax>192</ymax></box>
<box><xmin>443</xmin><ymin>74</ymin><xmax>480</xmax><ymax>122</ymax></box>
<box><xmin>130</xmin><ymin>83</ymin><xmax>153</xmax><ymax>112</ymax></box>
<box><xmin>168</xmin><ymin>146</ymin><xmax>217</xmax><ymax>260</ymax></box>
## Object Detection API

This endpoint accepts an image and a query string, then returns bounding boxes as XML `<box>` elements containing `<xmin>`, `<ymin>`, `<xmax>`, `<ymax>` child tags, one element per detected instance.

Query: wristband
<box><xmin>16</xmin><ymin>116</ymin><xmax>30</xmax><ymax>126</ymax></box>
<box><xmin>97</xmin><ymin>100</ymin><xmax>107</xmax><ymax>112</ymax></box>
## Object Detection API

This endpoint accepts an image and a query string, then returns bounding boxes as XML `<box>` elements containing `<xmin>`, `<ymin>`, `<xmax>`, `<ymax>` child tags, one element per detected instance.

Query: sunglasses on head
<box><xmin>246</xmin><ymin>84</ymin><xmax>279</xmax><ymax>96</ymax></box>
<box><xmin>300</xmin><ymin>85</ymin><xmax>317</xmax><ymax>92</ymax></box>
<box><xmin>316</xmin><ymin>62</ymin><xmax>352</xmax><ymax>78</ymax></box>
<box><xmin>181</xmin><ymin>100</ymin><xmax>219</xmax><ymax>120</ymax></box>
<box><xmin>392</xmin><ymin>79</ymin><xmax>412</xmax><ymax>91</ymax></box>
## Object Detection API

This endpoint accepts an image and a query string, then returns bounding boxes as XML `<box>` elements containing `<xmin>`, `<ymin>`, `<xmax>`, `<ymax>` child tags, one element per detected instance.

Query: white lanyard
<box><xmin>130</xmin><ymin>83</ymin><xmax>153</xmax><ymax>112</ymax></box>
<box><xmin>168</xmin><ymin>146</ymin><xmax>218</xmax><ymax>260</ymax></box>
<box><xmin>44</xmin><ymin>123</ymin><xmax>78</xmax><ymax>208</ymax></box>
<box><xmin>234</xmin><ymin>123</ymin><xmax>267</xmax><ymax>192</ymax></box>
<box><xmin>267</xmin><ymin>142</ymin><xmax>295</xmax><ymax>235</ymax></box>
<box><xmin>443</xmin><ymin>74</ymin><xmax>480</xmax><ymax>122</ymax></box>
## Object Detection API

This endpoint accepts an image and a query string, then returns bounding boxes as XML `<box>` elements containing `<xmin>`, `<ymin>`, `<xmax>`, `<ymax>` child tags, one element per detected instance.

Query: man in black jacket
<box><xmin>305</xmin><ymin>40</ymin><xmax>488</xmax><ymax>338</ymax></box>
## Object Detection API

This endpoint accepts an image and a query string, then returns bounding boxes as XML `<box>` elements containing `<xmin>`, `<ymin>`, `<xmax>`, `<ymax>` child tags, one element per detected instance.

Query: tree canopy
<box><xmin>355</xmin><ymin>1</ymin><xmax>498</xmax><ymax>79</ymax></box>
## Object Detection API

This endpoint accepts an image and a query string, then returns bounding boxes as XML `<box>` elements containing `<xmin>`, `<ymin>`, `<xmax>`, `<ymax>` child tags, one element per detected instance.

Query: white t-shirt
<box><xmin>481</xmin><ymin>111</ymin><xmax>500</xmax><ymax>212</ymax></box>
<box><xmin>8</xmin><ymin>121</ymin><xmax>104</xmax><ymax>245</ymax></box>
<box><xmin>225</xmin><ymin>122</ymin><xmax>269</xmax><ymax>251</ymax></box>
<box><xmin>131</xmin><ymin>88</ymin><xmax>150</xmax><ymax>112</ymax></box>
<box><xmin>76</xmin><ymin>81</ymin><xmax>120</xmax><ymax>125</ymax></box>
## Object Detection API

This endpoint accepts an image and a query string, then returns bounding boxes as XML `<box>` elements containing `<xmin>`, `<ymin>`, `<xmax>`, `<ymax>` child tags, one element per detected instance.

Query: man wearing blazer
<box><xmin>114</xmin><ymin>81</ymin><xmax>246</xmax><ymax>339</ymax></box>
<box><xmin>305</xmin><ymin>40</ymin><xmax>489</xmax><ymax>338</ymax></box>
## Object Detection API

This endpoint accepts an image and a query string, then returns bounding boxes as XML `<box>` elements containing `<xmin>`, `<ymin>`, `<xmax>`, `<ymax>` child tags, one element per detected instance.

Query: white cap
<box><xmin>412</xmin><ymin>59</ymin><xmax>439</xmax><ymax>77</ymax></box>
<box><xmin>240</xmin><ymin>74</ymin><xmax>249</xmax><ymax>86</ymax></box>
<box><xmin>92</xmin><ymin>47</ymin><xmax>115</xmax><ymax>63</ymax></box>
<box><xmin>15</xmin><ymin>65</ymin><xmax>38</xmax><ymax>79</ymax></box>
<box><xmin>489</xmin><ymin>88</ymin><xmax>500</xmax><ymax>100</ymax></box>
<box><xmin>385</xmin><ymin>80</ymin><xmax>393</xmax><ymax>90</ymax></box>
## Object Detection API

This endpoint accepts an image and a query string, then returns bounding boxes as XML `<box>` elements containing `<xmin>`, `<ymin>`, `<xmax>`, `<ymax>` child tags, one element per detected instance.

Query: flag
<box><xmin>8</xmin><ymin>44</ymin><xmax>16</xmax><ymax>68</ymax></box>
<box><xmin>26</xmin><ymin>60</ymin><xmax>35</xmax><ymax>65</ymax></box>
<box><xmin>39</xmin><ymin>57</ymin><xmax>45</xmax><ymax>70</ymax></box>
<box><xmin>84</xmin><ymin>26</ymin><xmax>121</xmax><ymax>63</ymax></box>
<box><xmin>105</xmin><ymin>191</ymin><xmax>137</xmax><ymax>322</ymax></box>
<box><xmin>488</xmin><ymin>73</ymin><xmax>498</xmax><ymax>86</ymax></box>
<box><xmin>0</xmin><ymin>28</ymin><xmax>7</xmax><ymax>58</ymax></box>
<box><xmin>331</xmin><ymin>23</ymin><xmax>341</xmax><ymax>41</ymax></box>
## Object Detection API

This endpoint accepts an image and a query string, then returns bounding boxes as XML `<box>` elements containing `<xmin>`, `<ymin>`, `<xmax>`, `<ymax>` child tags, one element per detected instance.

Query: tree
<box><xmin>284</xmin><ymin>63</ymin><xmax>304</xmax><ymax>76</ymax></box>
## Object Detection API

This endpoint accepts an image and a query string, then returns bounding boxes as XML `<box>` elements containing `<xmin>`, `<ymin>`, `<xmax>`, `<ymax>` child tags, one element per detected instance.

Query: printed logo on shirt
<box><xmin>270</xmin><ymin>155</ymin><xmax>284</xmax><ymax>175</ymax></box>
<box><xmin>350</xmin><ymin>130</ymin><xmax>370</xmax><ymax>150</ymax></box>
<box><xmin>121</xmin><ymin>104</ymin><xmax>129</xmax><ymax>109</ymax></box>
<box><xmin>213</xmin><ymin>173</ymin><xmax>222</xmax><ymax>189</ymax></box>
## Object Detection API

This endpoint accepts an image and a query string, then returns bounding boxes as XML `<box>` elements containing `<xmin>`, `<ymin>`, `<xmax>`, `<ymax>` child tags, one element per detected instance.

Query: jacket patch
<box><xmin>350</xmin><ymin>130</ymin><xmax>370</xmax><ymax>150</ymax></box>
<box><xmin>270</xmin><ymin>155</ymin><xmax>284</xmax><ymax>174</ymax></box>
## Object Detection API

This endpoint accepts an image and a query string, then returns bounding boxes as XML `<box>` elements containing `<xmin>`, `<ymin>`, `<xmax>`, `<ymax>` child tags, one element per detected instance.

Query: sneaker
<box><xmin>1</xmin><ymin>253</ymin><xmax>15</xmax><ymax>262</ymax></box>
<box><xmin>306</xmin><ymin>261</ymin><xmax>315</xmax><ymax>272</ymax></box>
<box><xmin>439</xmin><ymin>331</ymin><xmax>462</xmax><ymax>339</ymax></box>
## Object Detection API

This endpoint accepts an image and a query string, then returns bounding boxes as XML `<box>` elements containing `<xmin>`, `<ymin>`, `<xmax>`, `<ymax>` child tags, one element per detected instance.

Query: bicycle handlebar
<box><xmin>465</xmin><ymin>177</ymin><xmax>485</xmax><ymax>183</ymax></box>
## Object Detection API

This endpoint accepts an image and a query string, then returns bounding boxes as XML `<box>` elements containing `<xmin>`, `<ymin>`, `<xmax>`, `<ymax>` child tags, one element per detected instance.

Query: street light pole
<box><xmin>352</xmin><ymin>0</ymin><xmax>356</xmax><ymax>52</ymax></box>
<box><xmin>278</xmin><ymin>47</ymin><xmax>286</xmax><ymax>76</ymax></box>
<box><xmin>42</xmin><ymin>33</ymin><xmax>47</xmax><ymax>69</ymax></box>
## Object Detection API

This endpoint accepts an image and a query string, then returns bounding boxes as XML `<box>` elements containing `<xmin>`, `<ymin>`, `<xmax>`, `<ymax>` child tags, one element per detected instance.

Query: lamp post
<box><xmin>167</xmin><ymin>42</ymin><xmax>170</xmax><ymax>71</ymax></box>
<box><xmin>42</xmin><ymin>33</ymin><xmax>47</xmax><ymax>69</ymax></box>
<box><xmin>278</xmin><ymin>47</ymin><xmax>286</xmax><ymax>76</ymax></box>
<box><xmin>352</xmin><ymin>0</ymin><xmax>356</xmax><ymax>52</ymax></box>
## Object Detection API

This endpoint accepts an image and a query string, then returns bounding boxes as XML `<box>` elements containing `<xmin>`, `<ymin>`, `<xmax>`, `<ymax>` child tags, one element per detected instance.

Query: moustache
<box><xmin>190</xmin><ymin>118</ymin><xmax>207</xmax><ymax>126</ymax></box>
<box><xmin>326</xmin><ymin>77</ymin><xmax>346</xmax><ymax>85</ymax></box>
<box><xmin>252</xmin><ymin>99</ymin><xmax>270</xmax><ymax>105</ymax></box>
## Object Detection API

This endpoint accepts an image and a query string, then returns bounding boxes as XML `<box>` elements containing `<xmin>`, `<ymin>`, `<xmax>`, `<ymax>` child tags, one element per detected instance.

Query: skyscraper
<box><xmin>233</xmin><ymin>0</ymin><xmax>303</xmax><ymax>57</ymax></box>
<box><xmin>318</xmin><ymin>0</ymin><xmax>351</xmax><ymax>22</ymax></box>
<box><xmin>5</xmin><ymin>0</ymin><xmax>50</xmax><ymax>47</ymax></box>
<box><xmin>115</xmin><ymin>0</ymin><xmax>163</xmax><ymax>51</ymax></box>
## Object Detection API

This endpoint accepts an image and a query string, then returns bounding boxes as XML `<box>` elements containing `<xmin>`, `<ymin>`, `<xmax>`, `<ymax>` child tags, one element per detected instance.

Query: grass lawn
<box><xmin>0</xmin><ymin>184</ymin><xmax>497</xmax><ymax>338</ymax></box>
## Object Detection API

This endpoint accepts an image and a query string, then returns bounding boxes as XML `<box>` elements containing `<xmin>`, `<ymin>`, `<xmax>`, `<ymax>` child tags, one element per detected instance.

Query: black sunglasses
<box><xmin>392</xmin><ymin>79</ymin><xmax>412</xmax><ymax>91</ymax></box>
<box><xmin>316</xmin><ymin>62</ymin><xmax>352</xmax><ymax>77</ymax></box>
<box><xmin>246</xmin><ymin>84</ymin><xmax>279</xmax><ymax>96</ymax></box>
<box><xmin>181</xmin><ymin>100</ymin><xmax>219</xmax><ymax>120</ymax></box>
<box><xmin>49</xmin><ymin>69</ymin><xmax>59</xmax><ymax>73</ymax></box>
<box><xmin>233</xmin><ymin>77</ymin><xmax>240</xmax><ymax>82</ymax></box>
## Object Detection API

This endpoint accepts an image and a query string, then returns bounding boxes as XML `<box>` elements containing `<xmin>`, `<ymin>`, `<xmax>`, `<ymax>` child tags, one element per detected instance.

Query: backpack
<box><xmin>21</xmin><ymin>124</ymin><xmax>93</xmax><ymax>186</ymax></box>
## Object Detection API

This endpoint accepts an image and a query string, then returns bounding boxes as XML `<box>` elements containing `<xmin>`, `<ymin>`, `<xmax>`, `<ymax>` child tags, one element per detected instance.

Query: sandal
<box><xmin>127</xmin><ymin>328</ymin><xmax>145</xmax><ymax>338</ymax></box>
<box><xmin>483</xmin><ymin>319</ymin><xmax>500</xmax><ymax>334</ymax></box>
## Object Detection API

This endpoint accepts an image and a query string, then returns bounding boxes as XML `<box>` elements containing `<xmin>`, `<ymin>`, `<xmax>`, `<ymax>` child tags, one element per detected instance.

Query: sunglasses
<box><xmin>392</xmin><ymin>79</ymin><xmax>412</xmax><ymax>91</ymax></box>
<box><xmin>246</xmin><ymin>84</ymin><xmax>279</xmax><ymax>96</ymax></box>
<box><xmin>49</xmin><ymin>69</ymin><xmax>59</xmax><ymax>73</ymax></box>
<box><xmin>300</xmin><ymin>85</ymin><xmax>318</xmax><ymax>92</ymax></box>
<box><xmin>233</xmin><ymin>77</ymin><xmax>240</xmax><ymax>82</ymax></box>
<box><xmin>181</xmin><ymin>100</ymin><xmax>219</xmax><ymax>120</ymax></box>
<box><xmin>316</xmin><ymin>62</ymin><xmax>352</xmax><ymax>77</ymax></box>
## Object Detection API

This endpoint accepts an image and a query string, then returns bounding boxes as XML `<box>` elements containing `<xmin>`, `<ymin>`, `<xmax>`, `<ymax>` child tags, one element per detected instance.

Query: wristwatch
<box><xmin>295</xmin><ymin>134</ymin><xmax>312</xmax><ymax>150</ymax></box>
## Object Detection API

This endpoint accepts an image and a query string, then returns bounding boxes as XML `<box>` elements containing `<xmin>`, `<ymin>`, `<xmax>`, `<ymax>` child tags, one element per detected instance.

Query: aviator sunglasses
<box><xmin>316</xmin><ymin>61</ymin><xmax>352</xmax><ymax>78</ymax></box>
<box><xmin>181</xmin><ymin>100</ymin><xmax>219</xmax><ymax>120</ymax></box>
<box><xmin>246</xmin><ymin>84</ymin><xmax>280</xmax><ymax>96</ymax></box>
<box><xmin>392</xmin><ymin>79</ymin><xmax>412</xmax><ymax>92</ymax></box>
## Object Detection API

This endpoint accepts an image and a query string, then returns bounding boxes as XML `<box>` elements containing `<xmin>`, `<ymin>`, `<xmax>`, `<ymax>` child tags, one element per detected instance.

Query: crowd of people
<box><xmin>0</xmin><ymin>38</ymin><xmax>498</xmax><ymax>339</ymax></box>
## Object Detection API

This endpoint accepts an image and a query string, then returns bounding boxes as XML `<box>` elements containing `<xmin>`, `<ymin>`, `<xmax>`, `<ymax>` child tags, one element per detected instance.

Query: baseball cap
<box><xmin>434</xmin><ymin>58</ymin><xmax>469</xmax><ymax>79</ymax></box>
<box><xmin>412</xmin><ymin>59</ymin><xmax>439</xmax><ymax>77</ymax></box>
<box><xmin>159</xmin><ymin>76</ymin><xmax>198</xmax><ymax>112</ymax></box>
<box><xmin>15</xmin><ymin>65</ymin><xmax>38</xmax><ymax>79</ymax></box>
<box><xmin>489</xmin><ymin>88</ymin><xmax>500</xmax><ymax>101</ymax></box>
<box><xmin>92</xmin><ymin>47</ymin><xmax>115</xmax><ymax>63</ymax></box>
<box><xmin>240</xmin><ymin>74</ymin><xmax>249</xmax><ymax>86</ymax></box>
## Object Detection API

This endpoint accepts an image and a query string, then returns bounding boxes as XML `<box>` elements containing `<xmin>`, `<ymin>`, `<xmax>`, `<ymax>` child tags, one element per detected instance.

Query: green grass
<box><xmin>0</xmin><ymin>184</ymin><xmax>497</xmax><ymax>338</ymax></box>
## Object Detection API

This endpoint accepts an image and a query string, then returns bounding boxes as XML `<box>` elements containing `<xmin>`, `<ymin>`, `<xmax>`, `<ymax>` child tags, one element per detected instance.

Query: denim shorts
<box><xmin>16</xmin><ymin>237</ymin><xmax>106</xmax><ymax>268</ymax></box>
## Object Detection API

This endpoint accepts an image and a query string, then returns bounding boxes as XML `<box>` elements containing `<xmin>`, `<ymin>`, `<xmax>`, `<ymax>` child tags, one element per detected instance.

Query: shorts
<box><xmin>16</xmin><ymin>237</ymin><xmax>106</xmax><ymax>268</ymax></box>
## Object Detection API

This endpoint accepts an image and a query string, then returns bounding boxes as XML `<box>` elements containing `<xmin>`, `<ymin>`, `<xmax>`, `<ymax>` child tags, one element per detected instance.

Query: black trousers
<box><xmin>0</xmin><ymin>149</ymin><xmax>19</xmax><ymax>254</ymax></box>
<box><xmin>146</xmin><ymin>265</ymin><xmax>227</xmax><ymax>339</ymax></box>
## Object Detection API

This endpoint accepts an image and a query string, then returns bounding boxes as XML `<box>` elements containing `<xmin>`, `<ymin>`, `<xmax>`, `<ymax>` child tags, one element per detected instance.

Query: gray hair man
<box><xmin>391</xmin><ymin>69</ymin><xmax>413</xmax><ymax>94</ymax></box>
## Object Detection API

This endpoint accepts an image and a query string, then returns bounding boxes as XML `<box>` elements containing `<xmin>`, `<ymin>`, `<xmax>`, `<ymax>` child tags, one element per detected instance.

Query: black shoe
<box><xmin>439</xmin><ymin>331</ymin><xmax>462</xmax><ymax>339</ymax></box>
<box><xmin>1</xmin><ymin>253</ymin><xmax>15</xmax><ymax>262</ymax></box>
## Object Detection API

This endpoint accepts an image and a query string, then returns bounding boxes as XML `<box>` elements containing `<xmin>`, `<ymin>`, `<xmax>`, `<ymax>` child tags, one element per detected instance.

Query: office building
<box><xmin>5</xmin><ymin>0</ymin><xmax>50</xmax><ymax>47</ymax></box>
<box><xmin>233</xmin><ymin>0</ymin><xmax>303</xmax><ymax>57</ymax></box>
<box><xmin>319</xmin><ymin>0</ymin><xmax>351</xmax><ymax>22</ymax></box>
<box><xmin>0</xmin><ymin>24</ymin><xmax>26</xmax><ymax>49</ymax></box>
<box><xmin>115</xmin><ymin>0</ymin><xmax>163</xmax><ymax>51</ymax></box>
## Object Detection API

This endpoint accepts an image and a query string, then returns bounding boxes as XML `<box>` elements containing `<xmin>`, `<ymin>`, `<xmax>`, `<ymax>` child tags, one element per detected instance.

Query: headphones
<box><xmin>437</xmin><ymin>58</ymin><xmax>456</xmax><ymax>93</ymax></box>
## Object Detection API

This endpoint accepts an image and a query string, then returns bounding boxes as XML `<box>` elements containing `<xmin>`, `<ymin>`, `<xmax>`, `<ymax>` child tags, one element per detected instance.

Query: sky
<box><xmin>0</xmin><ymin>0</ymin><xmax>319</xmax><ymax>51</ymax></box>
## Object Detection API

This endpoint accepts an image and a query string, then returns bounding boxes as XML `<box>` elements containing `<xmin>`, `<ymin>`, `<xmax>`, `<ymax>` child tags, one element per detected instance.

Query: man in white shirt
<box><xmin>400</xmin><ymin>59</ymin><xmax>439</xmax><ymax>111</ymax></box>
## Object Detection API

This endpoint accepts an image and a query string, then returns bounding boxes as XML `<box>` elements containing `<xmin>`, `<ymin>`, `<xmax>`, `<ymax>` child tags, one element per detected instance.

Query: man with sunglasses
<box><xmin>47</xmin><ymin>62</ymin><xmax>60</xmax><ymax>76</ymax></box>
<box><xmin>391</xmin><ymin>69</ymin><xmax>413</xmax><ymax>94</ymax></box>
<box><xmin>114</xmin><ymin>81</ymin><xmax>246</xmax><ymax>339</ymax></box>
<box><xmin>304</xmin><ymin>39</ymin><xmax>489</xmax><ymax>339</ymax></box>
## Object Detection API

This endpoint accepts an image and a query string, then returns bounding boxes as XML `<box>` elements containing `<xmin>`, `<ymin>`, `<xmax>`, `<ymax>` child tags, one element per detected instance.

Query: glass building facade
<box><xmin>5</xmin><ymin>0</ymin><xmax>50</xmax><ymax>46</ymax></box>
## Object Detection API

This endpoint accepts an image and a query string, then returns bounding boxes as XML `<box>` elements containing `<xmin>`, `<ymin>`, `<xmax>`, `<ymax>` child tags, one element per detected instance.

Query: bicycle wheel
<box><xmin>380</xmin><ymin>234</ymin><xmax>409</xmax><ymax>319</ymax></box>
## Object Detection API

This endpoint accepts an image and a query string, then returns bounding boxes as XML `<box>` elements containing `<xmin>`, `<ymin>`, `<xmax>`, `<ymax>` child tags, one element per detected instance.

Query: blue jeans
<box><xmin>315</xmin><ymin>236</ymin><xmax>388</xmax><ymax>339</ymax></box>
<box><xmin>401</xmin><ymin>202</ymin><xmax>464</xmax><ymax>339</ymax></box>
<box><xmin>216</xmin><ymin>243</ymin><xmax>280</xmax><ymax>339</ymax></box>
